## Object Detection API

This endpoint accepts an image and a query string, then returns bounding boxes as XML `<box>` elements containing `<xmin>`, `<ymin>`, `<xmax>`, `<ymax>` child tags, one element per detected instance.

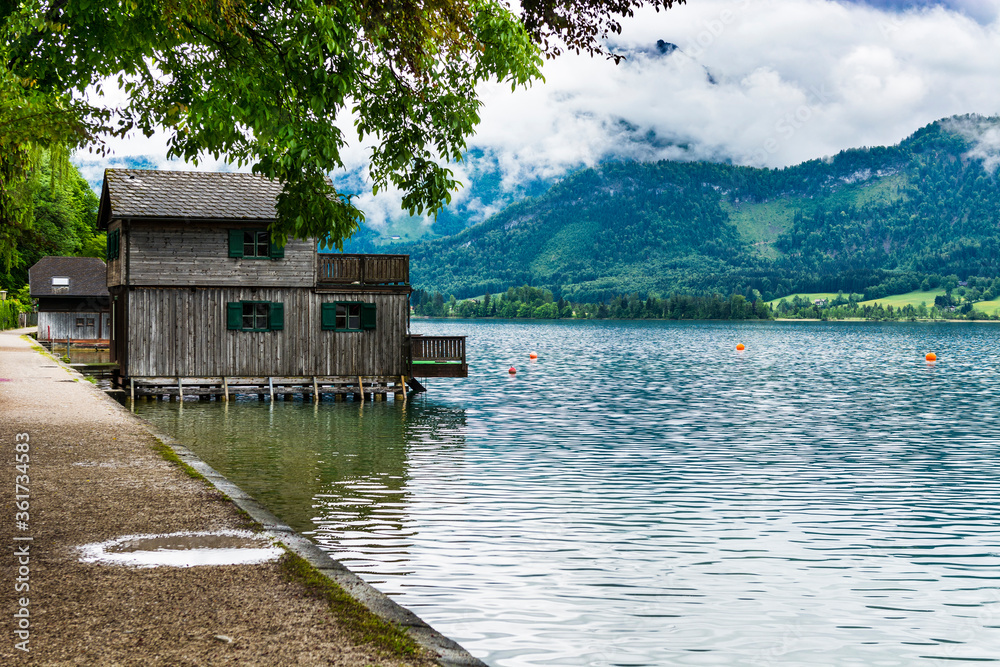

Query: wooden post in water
<box><xmin>268</xmin><ymin>377</ymin><xmax>274</xmax><ymax>402</ymax></box>
<box><xmin>177</xmin><ymin>377</ymin><xmax>183</xmax><ymax>401</ymax></box>
<box><xmin>313</xmin><ymin>376</ymin><xmax>319</xmax><ymax>403</ymax></box>
<box><xmin>222</xmin><ymin>377</ymin><xmax>229</xmax><ymax>402</ymax></box>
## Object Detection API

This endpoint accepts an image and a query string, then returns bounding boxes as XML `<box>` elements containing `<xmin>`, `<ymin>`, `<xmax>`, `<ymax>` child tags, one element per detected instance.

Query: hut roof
<box><xmin>28</xmin><ymin>257</ymin><xmax>109</xmax><ymax>297</ymax></box>
<box><xmin>98</xmin><ymin>169</ymin><xmax>284</xmax><ymax>228</ymax></box>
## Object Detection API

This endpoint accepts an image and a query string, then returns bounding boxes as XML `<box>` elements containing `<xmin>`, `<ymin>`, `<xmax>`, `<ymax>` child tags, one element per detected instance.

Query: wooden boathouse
<box><xmin>96</xmin><ymin>169</ymin><xmax>466</xmax><ymax>399</ymax></box>
<box><xmin>29</xmin><ymin>256</ymin><xmax>111</xmax><ymax>343</ymax></box>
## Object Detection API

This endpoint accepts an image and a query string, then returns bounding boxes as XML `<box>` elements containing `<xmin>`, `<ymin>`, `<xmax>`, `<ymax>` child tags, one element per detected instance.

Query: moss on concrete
<box><xmin>280</xmin><ymin>550</ymin><xmax>426</xmax><ymax>662</ymax></box>
<box><xmin>150</xmin><ymin>440</ymin><xmax>208</xmax><ymax>483</ymax></box>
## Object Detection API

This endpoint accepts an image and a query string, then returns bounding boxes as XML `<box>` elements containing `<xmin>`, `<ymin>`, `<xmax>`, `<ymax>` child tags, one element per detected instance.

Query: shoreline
<box><xmin>413</xmin><ymin>315</ymin><xmax>999</xmax><ymax>323</ymax></box>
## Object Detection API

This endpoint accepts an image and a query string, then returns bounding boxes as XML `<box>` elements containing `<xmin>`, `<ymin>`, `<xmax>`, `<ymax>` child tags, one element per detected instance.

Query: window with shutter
<box><xmin>227</xmin><ymin>301</ymin><xmax>283</xmax><ymax>331</ymax></box>
<box><xmin>324</xmin><ymin>302</ymin><xmax>373</xmax><ymax>332</ymax></box>
<box><xmin>229</xmin><ymin>229</ymin><xmax>277</xmax><ymax>259</ymax></box>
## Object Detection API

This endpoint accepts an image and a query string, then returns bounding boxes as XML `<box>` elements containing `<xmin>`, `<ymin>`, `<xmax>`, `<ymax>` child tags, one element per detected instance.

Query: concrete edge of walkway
<box><xmin>26</xmin><ymin>333</ymin><xmax>487</xmax><ymax>667</ymax></box>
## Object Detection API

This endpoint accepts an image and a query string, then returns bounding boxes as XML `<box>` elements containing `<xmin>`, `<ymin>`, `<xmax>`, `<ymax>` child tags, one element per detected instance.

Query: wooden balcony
<box><xmin>317</xmin><ymin>254</ymin><xmax>409</xmax><ymax>288</ymax></box>
<box><xmin>409</xmin><ymin>335</ymin><xmax>468</xmax><ymax>378</ymax></box>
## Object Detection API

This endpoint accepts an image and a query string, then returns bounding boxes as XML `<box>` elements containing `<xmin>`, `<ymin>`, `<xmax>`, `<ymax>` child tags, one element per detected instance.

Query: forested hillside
<box><xmin>402</xmin><ymin>115</ymin><xmax>1000</xmax><ymax>302</ymax></box>
<box><xmin>1</xmin><ymin>151</ymin><xmax>103</xmax><ymax>292</ymax></box>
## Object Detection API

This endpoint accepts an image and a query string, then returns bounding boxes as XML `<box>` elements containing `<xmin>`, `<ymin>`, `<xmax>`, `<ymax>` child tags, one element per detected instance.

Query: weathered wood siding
<box><xmin>125</xmin><ymin>287</ymin><xmax>408</xmax><ymax>377</ymax></box>
<box><xmin>38</xmin><ymin>311</ymin><xmax>110</xmax><ymax>340</ymax></box>
<box><xmin>107</xmin><ymin>220</ymin><xmax>124</xmax><ymax>287</ymax></box>
<box><xmin>126</xmin><ymin>223</ymin><xmax>315</xmax><ymax>287</ymax></box>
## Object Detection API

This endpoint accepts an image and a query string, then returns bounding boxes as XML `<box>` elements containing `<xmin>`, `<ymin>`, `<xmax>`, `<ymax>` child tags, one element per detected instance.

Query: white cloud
<box><xmin>945</xmin><ymin>115</ymin><xmax>1000</xmax><ymax>172</ymax></box>
<box><xmin>76</xmin><ymin>0</ymin><xmax>1000</xmax><ymax>224</ymax></box>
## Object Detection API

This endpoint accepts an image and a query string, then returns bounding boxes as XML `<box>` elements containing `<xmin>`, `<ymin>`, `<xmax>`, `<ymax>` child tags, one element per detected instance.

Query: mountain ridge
<box><xmin>399</xmin><ymin>115</ymin><xmax>1000</xmax><ymax>302</ymax></box>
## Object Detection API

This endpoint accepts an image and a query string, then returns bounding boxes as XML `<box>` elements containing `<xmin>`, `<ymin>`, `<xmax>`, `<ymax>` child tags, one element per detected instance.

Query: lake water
<box><xmin>136</xmin><ymin>320</ymin><xmax>1000</xmax><ymax>666</ymax></box>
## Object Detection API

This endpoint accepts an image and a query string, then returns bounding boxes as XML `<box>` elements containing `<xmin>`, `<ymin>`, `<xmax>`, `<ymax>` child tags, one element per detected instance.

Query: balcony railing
<box><xmin>317</xmin><ymin>254</ymin><xmax>409</xmax><ymax>286</ymax></box>
<box><xmin>409</xmin><ymin>335</ymin><xmax>468</xmax><ymax>378</ymax></box>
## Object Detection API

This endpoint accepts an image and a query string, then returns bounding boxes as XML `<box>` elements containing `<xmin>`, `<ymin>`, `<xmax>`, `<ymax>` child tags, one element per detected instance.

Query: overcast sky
<box><xmin>77</xmin><ymin>0</ymin><xmax>1000</xmax><ymax>227</ymax></box>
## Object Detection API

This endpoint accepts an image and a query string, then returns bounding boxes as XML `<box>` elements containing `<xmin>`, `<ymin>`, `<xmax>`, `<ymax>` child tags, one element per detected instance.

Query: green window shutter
<box><xmin>268</xmin><ymin>302</ymin><xmax>284</xmax><ymax>331</ymax></box>
<box><xmin>106</xmin><ymin>229</ymin><xmax>120</xmax><ymax>261</ymax></box>
<box><xmin>228</xmin><ymin>230</ymin><xmax>244</xmax><ymax>258</ymax></box>
<box><xmin>226</xmin><ymin>302</ymin><xmax>242</xmax><ymax>330</ymax></box>
<box><xmin>321</xmin><ymin>303</ymin><xmax>337</xmax><ymax>330</ymax></box>
<box><xmin>269</xmin><ymin>236</ymin><xmax>285</xmax><ymax>260</ymax></box>
<box><xmin>361</xmin><ymin>303</ymin><xmax>377</xmax><ymax>330</ymax></box>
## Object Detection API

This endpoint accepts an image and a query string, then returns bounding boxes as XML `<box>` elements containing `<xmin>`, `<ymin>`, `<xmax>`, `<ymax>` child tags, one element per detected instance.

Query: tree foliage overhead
<box><xmin>1</xmin><ymin>0</ymin><xmax>680</xmax><ymax>249</ymax></box>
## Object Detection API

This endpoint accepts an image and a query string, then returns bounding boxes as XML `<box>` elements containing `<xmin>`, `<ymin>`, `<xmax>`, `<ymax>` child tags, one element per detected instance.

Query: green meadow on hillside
<box><xmin>858</xmin><ymin>289</ymin><xmax>945</xmax><ymax>308</ymax></box>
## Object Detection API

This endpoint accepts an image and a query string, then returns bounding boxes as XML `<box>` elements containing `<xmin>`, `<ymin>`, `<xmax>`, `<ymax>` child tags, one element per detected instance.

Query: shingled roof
<box><xmin>28</xmin><ymin>257</ymin><xmax>109</xmax><ymax>298</ymax></box>
<box><xmin>98</xmin><ymin>169</ymin><xmax>283</xmax><ymax>228</ymax></box>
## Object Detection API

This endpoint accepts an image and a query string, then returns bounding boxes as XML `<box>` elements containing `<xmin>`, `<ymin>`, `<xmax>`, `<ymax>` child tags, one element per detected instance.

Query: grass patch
<box><xmin>280</xmin><ymin>550</ymin><xmax>425</xmax><ymax>660</ymax></box>
<box><xmin>973</xmin><ymin>298</ymin><xmax>1000</xmax><ymax>315</ymax></box>
<box><xmin>767</xmin><ymin>292</ymin><xmax>842</xmax><ymax>306</ymax></box>
<box><xmin>859</xmin><ymin>289</ymin><xmax>944</xmax><ymax>308</ymax></box>
<box><xmin>151</xmin><ymin>440</ymin><xmax>208</xmax><ymax>483</ymax></box>
<box><xmin>84</xmin><ymin>375</ymin><xmax>98</xmax><ymax>384</ymax></box>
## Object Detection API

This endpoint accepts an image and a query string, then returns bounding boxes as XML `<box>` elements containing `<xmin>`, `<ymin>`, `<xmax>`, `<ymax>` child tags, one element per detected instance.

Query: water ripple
<box><xmin>140</xmin><ymin>321</ymin><xmax>1000</xmax><ymax>666</ymax></box>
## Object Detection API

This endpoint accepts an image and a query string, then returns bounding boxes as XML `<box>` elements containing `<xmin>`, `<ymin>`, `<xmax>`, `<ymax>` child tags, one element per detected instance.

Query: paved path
<box><xmin>0</xmin><ymin>328</ymin><xmax>435</xmax><ymax>666</ymax></box>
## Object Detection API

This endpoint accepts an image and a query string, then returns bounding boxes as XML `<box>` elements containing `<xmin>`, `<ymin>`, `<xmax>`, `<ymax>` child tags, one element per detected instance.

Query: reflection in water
<box><xmin>140</xmin><ymin>321</ymin><xmax>1000</xmax><ymax>666</ymax></box>
<box><xmin>154</xmin><ymin>398</ymin><xmax>467</xmax><ymax>584</ymax></box>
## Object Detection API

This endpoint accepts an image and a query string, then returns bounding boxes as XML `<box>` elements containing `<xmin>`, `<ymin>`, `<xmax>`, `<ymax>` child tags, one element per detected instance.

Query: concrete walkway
<box><xmin>0</xmin><ymin>328</ymin><xmax>440</xmax><ymax>666</ymax></box>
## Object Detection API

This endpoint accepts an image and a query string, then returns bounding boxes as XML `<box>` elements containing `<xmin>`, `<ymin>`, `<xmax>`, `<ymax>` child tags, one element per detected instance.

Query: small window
<box><xmin>243</xmin><ymin>231</ymin><xmax>270</xmax><ymax>258</ymax></box>
<box><xmin>86</xmin><ymin>318</ymin><xmax>95</xmax><ymax>327</ymax></box>
<box><xmin>242</xmin><ymin>302</ymin><xmax>269</xmax><ymax>331</ymax></box>
<box><xmin>322</xmin><ymin>302</ymin><xmax>376</xmax><ymax>331</ymax></box>
<box><xmin>229</xmin><ymin>229</ymin><xmax>284</xmax><ymax>259</ymax></box>
<box><xmin>338</xmin><ymin>303</ymin><xmax>361</xmax><ymax>330</ymax></box>
<box><xmin>227</xmin><ymin>301</ymin><xmax>284</xmax><ymax>331</ymax></box>
<box><xmin>76</xmin><ymin>318</ymin><xmax>85</xmax><ymax>327</ymax></box>
<box><xmin>52</xmin><ymin>277</ymin><xmax>70</xmax><ymax>287</ymax></box>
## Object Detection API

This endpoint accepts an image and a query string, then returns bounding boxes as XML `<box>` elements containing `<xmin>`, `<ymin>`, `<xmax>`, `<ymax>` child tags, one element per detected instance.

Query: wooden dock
<box><xmin>124</xmin><ymin>375</ymin><xmax>417</xmax><ymax>402</ymax></box>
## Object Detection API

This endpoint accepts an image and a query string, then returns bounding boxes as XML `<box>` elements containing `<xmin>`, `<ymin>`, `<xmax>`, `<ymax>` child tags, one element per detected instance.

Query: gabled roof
<box><xmin>28</xmin><ymin>257</ymin><xmax>109</xmax><ymax>298</ymax></box>
<box><xmin>97</xmin><ymin>169</ymin><xmax>283</xmax><ymax>229</ymax></box>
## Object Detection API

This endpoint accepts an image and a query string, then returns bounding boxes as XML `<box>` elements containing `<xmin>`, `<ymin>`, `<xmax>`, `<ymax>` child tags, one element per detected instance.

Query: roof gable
<box><xmin>98</xmin><ymin>169</ymin><xmax>283</xmax><ymax>228</ymax></box>
<box><xmin>28</xmin><ymin>257</ymin><xmax>109</xmax><ymax>297</ymax></box>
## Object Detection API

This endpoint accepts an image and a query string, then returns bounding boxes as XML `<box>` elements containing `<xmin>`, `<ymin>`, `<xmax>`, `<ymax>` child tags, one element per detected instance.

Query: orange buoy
<box><xmin>508</xmin><ymin>366</ymin><xmax>517</xmax><ymax>374</ymax></box>
<box><xmin>529</xmin><ymin>352</ymin><xmax>538</xmax><ymax>359</ymax></box>
<box><xmin>736</xmin><ymin>343</ymin><xmax>745</xmax><ymax>351</ymax></box>
<box><xmin>926</xmin><ymin>352</ymin><xmax>937</xmax><ymax>362</ymax></box>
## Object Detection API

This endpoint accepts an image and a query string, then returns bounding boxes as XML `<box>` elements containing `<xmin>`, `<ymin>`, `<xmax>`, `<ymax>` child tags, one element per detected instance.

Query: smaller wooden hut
<box><xmin>28</xmin><ymin>256</ymin><xmax>110</xmax><ymax>342</ymax></box>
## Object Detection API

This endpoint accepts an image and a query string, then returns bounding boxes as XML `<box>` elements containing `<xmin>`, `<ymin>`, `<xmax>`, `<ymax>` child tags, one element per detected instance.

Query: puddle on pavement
<box><xmin>79</xmin><ymin>530</ymin><xmax>283</xmax><ymax>568</ymax></box>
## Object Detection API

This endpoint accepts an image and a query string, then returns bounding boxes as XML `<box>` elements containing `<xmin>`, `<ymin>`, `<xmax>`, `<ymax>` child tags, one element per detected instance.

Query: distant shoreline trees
<box><xmin>412</xmin><ymin>285</ymin><xmax>773</xmax><ymax>321</ymax></box>
<box><xmin>412</xmin><ymin>283</ymin><xmax>1000</xmax><ymax>322</ymax></box>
